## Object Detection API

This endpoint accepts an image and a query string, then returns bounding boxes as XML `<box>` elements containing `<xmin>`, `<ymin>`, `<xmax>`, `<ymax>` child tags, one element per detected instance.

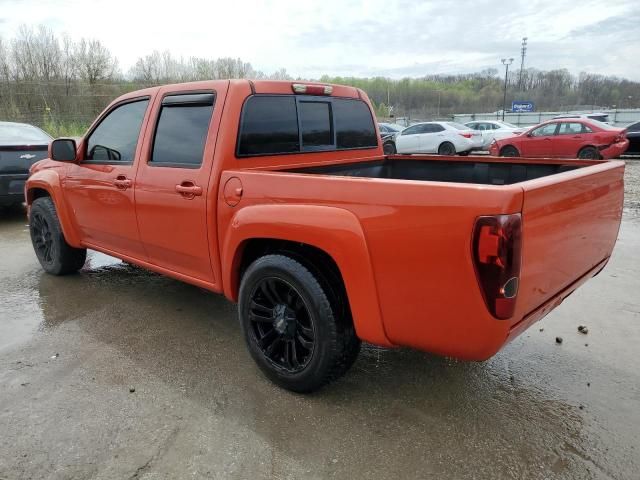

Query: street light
<box><xmin>501</xmin><ymin>58</ymin><xmax>514</xmax><ymax>121</ymax></box>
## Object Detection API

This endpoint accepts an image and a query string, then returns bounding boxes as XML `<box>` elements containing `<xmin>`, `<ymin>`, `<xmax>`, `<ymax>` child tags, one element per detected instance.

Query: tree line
<box><xmin>1</xmin><ymin>25</ymin><xmax>639</xmax><ymax>136</ymax></box>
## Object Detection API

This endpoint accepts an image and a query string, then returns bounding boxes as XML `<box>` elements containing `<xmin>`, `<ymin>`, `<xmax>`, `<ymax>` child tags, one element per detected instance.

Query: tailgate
<box><xmin>515</xmin><ymin>160</ymin><xmax>624</xmax><ymax>322</ymax></box>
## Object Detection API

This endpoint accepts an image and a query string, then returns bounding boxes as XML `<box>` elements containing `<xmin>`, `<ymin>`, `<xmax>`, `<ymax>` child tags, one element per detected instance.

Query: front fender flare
<box><xmin>26</xmin><ymin>170</ymin><xmax>82</xmax><ymax>248</ymax></box>
<box><xmin>222</xmin><ymin>204</ymin><xmax>392</xmax><ymax>347</ymax></box>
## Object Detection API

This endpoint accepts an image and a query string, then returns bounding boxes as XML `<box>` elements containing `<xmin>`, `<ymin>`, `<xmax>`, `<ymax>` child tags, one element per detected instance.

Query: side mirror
<box><xmin>49</xmin><ymin>138</ymin><xmax>77</xmax><ymax>162</ymax></box>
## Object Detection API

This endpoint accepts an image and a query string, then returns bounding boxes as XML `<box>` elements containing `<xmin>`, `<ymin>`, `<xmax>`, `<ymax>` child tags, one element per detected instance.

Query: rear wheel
<box><xmin>500</xmin><ymin>145</ymin><xmax>520</xmax><ymax>157</ymax></box>
<box><xmin>29</xmin><ymin>197</ymin><xmax>86</xmax><ymax>275</ymax></box>
<box><xmin>438</xmin><ymin>142</ymin><xmax>456</xmax><ymax>155</ymax></box>
<box><xmin>239</xmin><ymin>254</ymin><xmax>360</xmax><ymax>393</ymax></box>
<box><xmin>578</xmin><ymin>146</ymin><xmax>600</xmax><ymax>159</ymax></box>
<box><xmin>383</xmin><ymin>141</ymin><xmax>397</xmax><ymax>155</ymax></box>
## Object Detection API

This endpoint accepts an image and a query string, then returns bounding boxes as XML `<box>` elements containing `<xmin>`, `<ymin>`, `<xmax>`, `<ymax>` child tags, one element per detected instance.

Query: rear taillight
<box><xmin>292</xmin><ymin>83</ymin><xmax>333</xmax><ymax>95</ymax></box>
<box><xmin>459</xmin><ymin>132</ymin><xmax>473</xmax><ymax>138</ymax></box>
<box><xmin>472</xmin><ymin>214</ymin><xmax>522</xmax><ymax>319</ymax></box>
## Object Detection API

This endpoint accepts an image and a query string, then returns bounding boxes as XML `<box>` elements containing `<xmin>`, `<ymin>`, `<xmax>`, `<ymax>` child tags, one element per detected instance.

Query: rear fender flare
<box><xmin>26</xmin><ymin>170</ymin><xmax>82</xmax><ymax>248</ymax></box>
<box><xmin>222</xmin><ymin>204</ymin><xmax>392</xmax><ymax>347</ymax></box>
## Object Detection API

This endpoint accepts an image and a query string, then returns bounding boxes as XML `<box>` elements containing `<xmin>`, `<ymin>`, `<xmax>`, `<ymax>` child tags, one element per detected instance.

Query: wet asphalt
<box><xmin>1</xmin><ymin>163</ymin><xmax>640</xmax><ymax>480</ymax></box>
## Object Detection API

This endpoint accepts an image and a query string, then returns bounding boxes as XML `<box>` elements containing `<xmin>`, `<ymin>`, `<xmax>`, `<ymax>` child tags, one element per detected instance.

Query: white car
<box><xmin>553</xmin><ymin>113</ymin><xmax>611</xmax><ymax>125</ymax></box>
<box><xmin>395</xmin><ymin>122</ymin><xmax>483</xmax><ymax>155</ymax></box>
<box><xmin>465</xmin><ymin>120</ymin><xmax>525</xmax><ymax>149</ymax></box>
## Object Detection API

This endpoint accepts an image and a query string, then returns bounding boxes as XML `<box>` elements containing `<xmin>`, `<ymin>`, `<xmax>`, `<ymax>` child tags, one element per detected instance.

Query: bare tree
<box><xmin>75</xmin><ymin>38</ymin><xmax>118</xmax><ymax>85</ymax></box>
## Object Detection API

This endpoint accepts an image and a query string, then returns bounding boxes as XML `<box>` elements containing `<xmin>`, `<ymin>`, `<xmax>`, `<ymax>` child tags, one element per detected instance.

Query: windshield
<box><xmin>588</xmin><ymin>115</ymin><xmax>609</xmax><ymax>123</ymax></box>
<box><xmin>446</xmin><ymin>122</ymin><xmax>471</xmax><ymax>130</ymax></box>
<box><xmin>0</xmin><ymin>123</ymin><xmax>52</xmax><ymax>146</ymax></box>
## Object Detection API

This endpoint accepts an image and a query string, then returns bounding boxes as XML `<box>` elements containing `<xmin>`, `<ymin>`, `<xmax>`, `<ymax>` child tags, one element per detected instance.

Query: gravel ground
<box><xmin>623</xmin><ymin>159</ymin><xmax>640</xmax><ymax>216</ymax></box>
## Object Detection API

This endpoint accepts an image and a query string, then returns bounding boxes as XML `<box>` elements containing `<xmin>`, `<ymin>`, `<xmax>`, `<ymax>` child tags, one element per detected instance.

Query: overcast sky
<box><xmin>1</xmin><ymin>0</ymin><xmax>638</xmax><ymax>80</ymax></box>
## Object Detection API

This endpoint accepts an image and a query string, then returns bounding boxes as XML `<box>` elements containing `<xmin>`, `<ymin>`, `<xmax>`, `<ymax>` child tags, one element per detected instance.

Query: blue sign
<box><xmin>511</xmin><ymin>101</ymin><xmax>535</xmax><ymax>112</ymax></box>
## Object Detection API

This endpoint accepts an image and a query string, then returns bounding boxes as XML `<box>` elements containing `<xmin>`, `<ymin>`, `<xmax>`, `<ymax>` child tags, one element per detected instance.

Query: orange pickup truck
<box><xmin>26</xmin><ymin>80</ymin><xmax>624</xmax><ymax>392</ymax></box>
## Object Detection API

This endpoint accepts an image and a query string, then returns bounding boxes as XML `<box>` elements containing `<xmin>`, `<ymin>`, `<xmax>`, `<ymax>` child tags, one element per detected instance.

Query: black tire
<box><xmin>29</xmin><ymin>197</ymin><xmax>87</xmax><ymax>275</ymax></box>
<box><xmin>578</xmin><ymin>146</ymin><xmax>600</xmax><ymax>160</ymax></box>
<box><xmin>239</xmin><ymin>254</ymin><xmax>360</xmax><ymax>393</ymax></box>
<box><xmin>500</xmin><ymin>145</ymin><xmax>520</xmax><ymax>157</ymax></box>
<box><xmin>458</xmin><ymin>151</ymin><xmax>470</xmax><ymax>156</ymax></box>
<box><xmin>437</xmin><ymin>142</ymin><xmax>456</xmax><ymax>155</ymax></box>
<box><xmin>383</xmin><ymin>141</ymin><xmax>397</xmax><ymax>155</ymax></box>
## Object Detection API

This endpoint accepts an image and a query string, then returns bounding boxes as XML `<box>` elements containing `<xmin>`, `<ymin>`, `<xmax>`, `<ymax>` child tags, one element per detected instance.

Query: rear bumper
<box><xmin>600</xmin><ymin>140</ymin><xmax>629</xmax><ymax>159</ymax></box>
<box><xmin>0</xmin><ymin>173</ymin><xmax>28</xmax><ymax>205</ymax></box>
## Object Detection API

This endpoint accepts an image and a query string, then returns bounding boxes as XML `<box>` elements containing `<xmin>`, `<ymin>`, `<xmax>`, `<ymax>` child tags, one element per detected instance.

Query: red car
<box><xmin>489</xmin><ymin>119</ymin><xmax>629</xmax><ymax>159</ymax></box>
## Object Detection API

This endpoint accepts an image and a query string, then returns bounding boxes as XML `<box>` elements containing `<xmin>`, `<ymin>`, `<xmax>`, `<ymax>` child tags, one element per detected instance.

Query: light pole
<box><xmin>501</xmin><ymin>58</ymin><xmax>514</xmax><ymax>121</ymax></box>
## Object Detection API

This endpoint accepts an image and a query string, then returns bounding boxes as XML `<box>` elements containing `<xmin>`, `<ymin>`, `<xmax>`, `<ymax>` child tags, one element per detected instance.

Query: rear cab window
<box><xmin>237</xmin><ymin>95</ymin><xmax>377</xmax><ymax>156</ymax></box>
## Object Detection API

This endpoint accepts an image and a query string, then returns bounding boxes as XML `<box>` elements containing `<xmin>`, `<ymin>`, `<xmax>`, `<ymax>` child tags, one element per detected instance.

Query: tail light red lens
<box><xmin>472</xmin><ymin>214</ymin><xmax>522</xmax><ymax>319</ymax></box>
<box><xmin>459</xmin><ymin>133</ymin><xmax>473</xmax><ymax>138</ymax></box>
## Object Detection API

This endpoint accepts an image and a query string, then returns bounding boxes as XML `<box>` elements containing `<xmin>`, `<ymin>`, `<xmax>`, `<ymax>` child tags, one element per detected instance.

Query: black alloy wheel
<box><xmin>31</xmin><ymin>211</ymin><xmax>55</xmax><ymax>265</ymax></box>
<box><xmin>239</xmin><ymin>254</ymin><xmax>361</xmax><ymax>392</ymax></box>
<box><xmin>29</xmin><ymin>197</ymin><xmax>86</xmax><ymax>275</ymax></box>
<box><xmin>247</xmin><ymin>277</ymin><xmax>315</xmax><ymax>373</ymax></box>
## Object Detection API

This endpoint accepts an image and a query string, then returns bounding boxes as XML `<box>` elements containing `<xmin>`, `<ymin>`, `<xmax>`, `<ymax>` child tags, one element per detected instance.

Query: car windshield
<box><xmin>0</xmin><ymin>123</ymin><xmax>52</xmax><ymax>145</ymax></box>
<box><xmin>588</xmin><ymin>115</ymin><xmax>608</xmax><ymax>123</ymax></box>
<box><xmin>446</xmin><ymin>122</ymin><xmax>470</xmax><ymax>130</ymax></box>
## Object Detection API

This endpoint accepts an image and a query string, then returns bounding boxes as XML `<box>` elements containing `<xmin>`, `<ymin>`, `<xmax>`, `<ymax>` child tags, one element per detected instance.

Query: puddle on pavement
<box><xmin>0</xmin><ymin>248</ymin><xmax>123</xmax><ymax>352</ymax></box>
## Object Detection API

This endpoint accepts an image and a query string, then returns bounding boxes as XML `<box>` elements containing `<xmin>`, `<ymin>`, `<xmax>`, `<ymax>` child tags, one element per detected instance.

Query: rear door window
<box><xmin>150</xmin><ymin>93</ymin><xmax>215</xmax><ymax>168</ymax></box>
<box><xmin>557</xmin><ymin>122</ymin><xmax>583</xmax><ymax>135</ymax></box>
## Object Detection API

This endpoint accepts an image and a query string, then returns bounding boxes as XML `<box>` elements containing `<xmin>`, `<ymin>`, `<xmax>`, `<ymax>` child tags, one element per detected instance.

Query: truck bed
<box><xmin>232</xmin><ymin>154</ymin><xmax>623</xmax><ymax>359</ymax></box>
<box><xmin>287</xmin><ymin>155</ymin><xmax>588</xmax><ymax>186</ymax></box>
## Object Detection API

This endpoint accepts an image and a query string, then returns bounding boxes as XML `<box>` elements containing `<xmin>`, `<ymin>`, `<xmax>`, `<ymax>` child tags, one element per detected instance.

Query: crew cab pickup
<box><xmin>26</xmin><ymin>80</ymin><xmax>624</xmax><ymax>392</ymax></box>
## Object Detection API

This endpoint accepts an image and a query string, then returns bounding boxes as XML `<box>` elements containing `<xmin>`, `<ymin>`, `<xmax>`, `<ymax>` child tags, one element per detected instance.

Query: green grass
<box><xmin>41</xmin><ymin>118</ymin><xmax>88</xmax><ymax>138</ymax></box>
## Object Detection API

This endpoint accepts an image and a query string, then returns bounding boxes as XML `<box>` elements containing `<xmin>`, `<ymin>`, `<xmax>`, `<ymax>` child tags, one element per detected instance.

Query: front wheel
<box><xmin>239</xmin><ymin>254</ymin><xmax>360</xmax><ymax>393</ymax></box>
<box><xmin>500</xmin><ymin>145</ymin><xmax>520</xmax><ymax>157</ymax></box>
<box><xmin>383</xmin><ymin>141</ymin><xmax>397</xmax><ymax>155</ymax></box>
<box><xmin>29</xmin><ymin>197</ymin><xmax>87</xmax><ymax>275</ymax></box>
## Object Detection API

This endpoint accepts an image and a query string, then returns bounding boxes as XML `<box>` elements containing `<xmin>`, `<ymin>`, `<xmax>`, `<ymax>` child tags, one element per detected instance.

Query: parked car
<box><xmin>489</xmin><ymin>118</ymin><xmax>629</xmax><ymax>159</ymax></box>
<box><xmin>624</xmin><ymin>121</ymin><xmax>640</xmax><ymax>154</ymax></box>
<box><xmin>395</xmin><ymin>121</ymin><xmax>482</xmax><ymax>155</ymax></box>
<box><xmin>553</xmin><ymin>112</ymin><xmax>611</xmax><ymax>124</ymax></box>
<box><xmin>465</xmin><ymin>120</ymin><xmax>525</xmax><ymax>149</ymax></box>
<box><xmin>378</xmin><ymin>122</ymin><xmax>403</xmax><ymax>154</ymax></box>
<box><xmin>0</xmin><ymin>121</ymin><xmax>52</xmax><ymax>207</ymax></box>
<box><xmin>26</xmin><ymin>80</ymin><xmax>623</xmax><ymax>392</ymax></box>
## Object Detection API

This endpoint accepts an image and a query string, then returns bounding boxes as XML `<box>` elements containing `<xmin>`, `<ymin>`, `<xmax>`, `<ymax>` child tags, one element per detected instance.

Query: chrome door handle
<box><xmin>114</xmin><ymin>175</ymin><xmax>132</xmax><ymax>189</ymax></box>
<box><xmin>175</xmin><ymin>181</ymin><xmax>203</xmax><ymax>199</ymax></box>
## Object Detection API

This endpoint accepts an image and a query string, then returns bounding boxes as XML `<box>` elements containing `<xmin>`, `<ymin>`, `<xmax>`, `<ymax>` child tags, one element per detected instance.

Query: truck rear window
<box><xmin>237</xmin><ymin>95</ymin><xmax>377</xmax><ymax>156</ymax></box>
